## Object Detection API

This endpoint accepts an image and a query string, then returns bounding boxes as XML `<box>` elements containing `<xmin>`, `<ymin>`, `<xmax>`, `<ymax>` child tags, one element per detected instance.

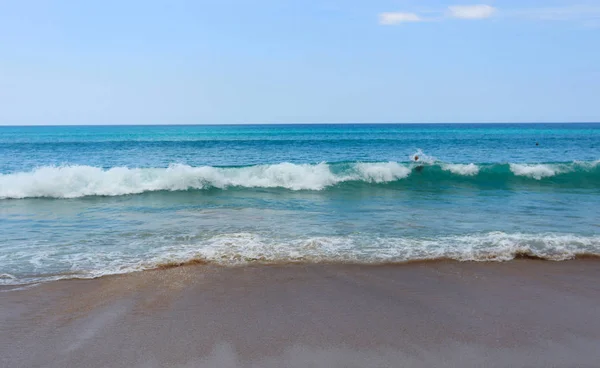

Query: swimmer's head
<box><xmin>414</xmin><ymin>155</ymin><xmax>419</xmax><ymax>161</ymax></box>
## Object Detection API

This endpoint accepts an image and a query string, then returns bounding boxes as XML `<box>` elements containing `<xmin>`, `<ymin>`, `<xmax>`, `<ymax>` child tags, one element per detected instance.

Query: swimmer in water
<box><xmin>414</xmin><ymin>155</ymin><xmax>424</xmax><ymax>172</ymax></box>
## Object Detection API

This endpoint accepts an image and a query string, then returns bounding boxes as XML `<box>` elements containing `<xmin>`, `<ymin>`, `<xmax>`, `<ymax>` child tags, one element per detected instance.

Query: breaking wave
<box><xmin>2</xmin><ymin>232</ymin><xmax>599</xmax><ymax>285</ymax></box>
<box><xmin>0</xmin><ymin>160</ymin><xmax>599</xmax><ymax>199</ymax></box>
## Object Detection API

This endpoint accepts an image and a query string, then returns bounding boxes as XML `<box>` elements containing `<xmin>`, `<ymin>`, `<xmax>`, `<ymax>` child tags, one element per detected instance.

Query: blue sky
<box><xmin>1</xmin><ymin>0</ymin><xmax>599</xmax><ymax>125</ymax></box>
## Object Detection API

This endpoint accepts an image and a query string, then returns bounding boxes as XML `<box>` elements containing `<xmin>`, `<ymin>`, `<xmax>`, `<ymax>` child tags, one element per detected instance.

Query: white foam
<box><xmin>94</xmin><ymin>232</ymin><xmax>600</xmax><ymax>269</ymax></box>
<box><xmin>3</xmin><ymin>232</ymin><xmax>599</xmax><ymax>285</ymax></box>
<box><xmin>353</xmin><ymin>162</ymin><xmax>411</xmax><ymax>183</ymax></box>
<box><xmin>442</xmin><ymin>163</ymin><xmax>480</xmax><ymax>176</ymax></box>
<box><xmin>509</xmin><ymin>164</ymin><xmax>564</xmax><ymax>180</ymax></box>
<box><xmin>1</xmin><ymin>160</ymin><xmax>597</xmax><ymax>199</ymax></box>
<box><xmin>140</xmin><ymin>232</ymin><xmax>600</xmax><ymax>266</ymax></box>
<box><xmin>574</xmin><ymin>160</ymin><xmax>600</xmax><ymax>169</ymax></box>
<box><xmin>0</xmin><ymin>162</ymin><xmax>414</xmax><ymax>199</ymax></box>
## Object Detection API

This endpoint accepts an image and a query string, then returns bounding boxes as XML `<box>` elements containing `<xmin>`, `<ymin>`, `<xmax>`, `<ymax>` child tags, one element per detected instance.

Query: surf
<box><xmin>0</xmin><ymin>160</ymin><xmax>598</xmax><ymax>199</ymax></box>
<box><xmin>2</xmin><ymin>232</ymin><xmax>599</xmax><ymax>286</ymax></box>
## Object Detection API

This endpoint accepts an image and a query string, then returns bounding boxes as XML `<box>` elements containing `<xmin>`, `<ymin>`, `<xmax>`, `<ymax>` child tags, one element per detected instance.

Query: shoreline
<box><xmin>3</xmin><ymin>252</ymin><xmax>600</xmax><ymax>290</ymax></box>
<box><xmin>3</xmin><ymin>259</ymin><xmax>600</xmax><ymax>367</ymax></box>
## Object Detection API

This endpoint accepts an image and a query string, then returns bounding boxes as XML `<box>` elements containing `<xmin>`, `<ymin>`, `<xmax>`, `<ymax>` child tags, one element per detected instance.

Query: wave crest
<box><xmin>510</xmin><ymin>163</ymin><xmax>564</xmax><ymax>180</ymax></box>
<box><xmin>442</xmin><ymin>163</ymin><xmax>480</xmax><ymax>176</ymax></box>
<box><xmin>1</xmin><ymin>160</ymin><xmax>598</xmax><ymax>199</ymax></box>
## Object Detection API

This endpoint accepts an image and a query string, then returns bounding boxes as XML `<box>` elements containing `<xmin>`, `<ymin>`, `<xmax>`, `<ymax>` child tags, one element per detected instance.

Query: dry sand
<box><xmin>2</xmin><ymin>260</ymin><xmax>600</xmax><ymax>367</ymax></box>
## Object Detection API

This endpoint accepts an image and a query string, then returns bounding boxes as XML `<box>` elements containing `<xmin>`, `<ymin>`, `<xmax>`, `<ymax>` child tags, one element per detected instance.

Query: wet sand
<box><xmin>2</xmin><ymin>260</ymin><xmax>600</xmax><ymax>368</ymax></box>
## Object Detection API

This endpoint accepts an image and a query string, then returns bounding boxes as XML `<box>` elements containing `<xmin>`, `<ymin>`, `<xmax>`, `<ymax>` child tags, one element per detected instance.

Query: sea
<box><xmin>1</xmin><ymin>123</ymin><xmax>599</xmax><ymax>285</ymax></box>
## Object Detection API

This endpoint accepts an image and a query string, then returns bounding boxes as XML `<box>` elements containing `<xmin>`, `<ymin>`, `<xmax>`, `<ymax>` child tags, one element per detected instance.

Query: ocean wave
<box><xmin>1</xmin><ymin>160</ymin><xmax>598</xmax><ymax>199</ymax></box>
<box><xmin>442</xmin><ymin>163</ymin><xmax>480</xmax><ymax>176</ymax></box>
<box><xmin>510</xmin><ymin>163</ymin><xmax>565</xmax><ymax>180</ymax></box>
<box><xmin>2</xmin><ymin>232</ymin><xmax>599</xmax><ymax>286</ymax></box>
<box><xmin>151</xmin><ymin>232</ymin><xmax>600</xmax><ymax>264</ymax></box>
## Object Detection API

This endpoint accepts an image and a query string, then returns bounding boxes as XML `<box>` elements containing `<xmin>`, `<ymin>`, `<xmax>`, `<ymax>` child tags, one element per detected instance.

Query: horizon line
<box><xmin>1</xmin><ymin>121</ymin><xmax>599</xmax><ymax>127</ymax></box>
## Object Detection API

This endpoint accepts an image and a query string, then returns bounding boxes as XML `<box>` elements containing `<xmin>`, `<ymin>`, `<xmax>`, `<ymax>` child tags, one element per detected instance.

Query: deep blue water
<box><xmin>1</xmin><ymin>124</ymin><xmax>599</xmax><ymax>285</ymax></box>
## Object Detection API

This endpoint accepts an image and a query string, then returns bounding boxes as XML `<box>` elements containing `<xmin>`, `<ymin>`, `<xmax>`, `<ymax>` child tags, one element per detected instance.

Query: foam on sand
<box><xmin>2</xmin><ymin>232</ymin><xmax>599</xmax><ymax>286</ymax></box>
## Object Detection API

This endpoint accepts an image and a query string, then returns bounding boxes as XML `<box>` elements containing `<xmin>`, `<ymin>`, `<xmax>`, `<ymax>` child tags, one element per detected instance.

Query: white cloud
<box><xmin>448</xmin><ymin>5</ymin><xmax>496</xmax><ymax>19</ymax></box>
<box><xmin>379</xmin><ymin>12</ymin><xmax>423</xmax><ymax>25</ymax></box>
<box><xmin>378</xmin><ymin>4</ymin><xmax>600</xmax><ymax>26</ymax></box>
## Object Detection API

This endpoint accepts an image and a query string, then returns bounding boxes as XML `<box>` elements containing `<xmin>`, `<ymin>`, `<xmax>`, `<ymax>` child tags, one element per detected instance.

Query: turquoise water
<box><xmin>1</xmin><ymin>124</ymin><xmax>599</xmax><ymax>285</ymax></box>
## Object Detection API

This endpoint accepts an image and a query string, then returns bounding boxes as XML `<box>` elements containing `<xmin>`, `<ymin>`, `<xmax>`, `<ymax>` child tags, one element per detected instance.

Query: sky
<box><xmin>0</xmin><ymin>0</ymin><xmax>599</xmax><ymax>125</ymax></box>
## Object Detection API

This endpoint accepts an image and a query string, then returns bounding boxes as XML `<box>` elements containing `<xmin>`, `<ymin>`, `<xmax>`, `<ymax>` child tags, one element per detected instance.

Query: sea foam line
<box><xmin>2</xmin><ymin>232</ymin><xmax>599</xmax><ymax>286</ymax></box>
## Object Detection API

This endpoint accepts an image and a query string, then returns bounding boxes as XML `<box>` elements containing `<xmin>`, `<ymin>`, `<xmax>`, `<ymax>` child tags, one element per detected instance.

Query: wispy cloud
<box><xmin>379</xmin><ymin>4</ymin><xmax>600</xmax><ymax>26</ymax></box>
<box><xmin>448</xmin><ymin>5</ymin><xmax>496</xmax><ymax>20</ymax></box>
<box><xmin>379</xmin><ymin>12</ymin><xmax>423</xmax><ymax>25</ymax></box>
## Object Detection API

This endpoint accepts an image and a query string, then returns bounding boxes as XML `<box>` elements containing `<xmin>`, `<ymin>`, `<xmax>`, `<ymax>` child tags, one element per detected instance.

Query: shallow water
<box><xmin>1</xmin><ymin>123</ymin><xmax>599</xmax><ymax>284</ymax></box>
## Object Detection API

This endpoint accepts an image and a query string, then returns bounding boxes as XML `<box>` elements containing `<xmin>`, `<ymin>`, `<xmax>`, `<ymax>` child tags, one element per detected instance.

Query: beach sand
<box><xmin>2</xmin><ymin>260</ymin><xmax>600</xmax><ymax>367</ymax></box>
